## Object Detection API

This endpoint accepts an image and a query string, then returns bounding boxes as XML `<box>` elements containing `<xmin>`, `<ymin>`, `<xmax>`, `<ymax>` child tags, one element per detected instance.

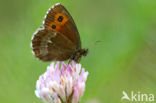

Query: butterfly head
<box><xmin>72</xmin><ymin>48</ymin><xmax>88</xmax><ymax>63</ymax></box>
<box><xmin>80</xmin><ymin>48</ymin><xmax>88</xmax><ymax>56</ymax></box>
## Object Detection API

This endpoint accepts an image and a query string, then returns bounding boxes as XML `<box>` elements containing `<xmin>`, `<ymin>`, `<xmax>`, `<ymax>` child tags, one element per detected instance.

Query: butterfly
<box><xmin>31</xmin><ymin>3</ymin><xmax>88</xmax><ymax>63</ymax></box>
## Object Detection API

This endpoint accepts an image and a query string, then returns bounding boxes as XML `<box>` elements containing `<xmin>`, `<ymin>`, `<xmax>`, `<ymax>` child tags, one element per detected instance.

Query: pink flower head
<box><xmin>35</xmin><ymin>61</ymin><xmax>88</xmax><ymax>103</ymax></box>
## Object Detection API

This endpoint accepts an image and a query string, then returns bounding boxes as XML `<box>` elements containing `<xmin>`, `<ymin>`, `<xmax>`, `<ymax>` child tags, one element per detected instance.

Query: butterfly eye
<box><xmin>52</xmin><ymin>25</ymin><xmax>56</xmax><ymax>29</ymax></box>
<box><xmin>58</xmin><ymin>16</ymin><xmax>63</xmax><ymax>22</ymax></box>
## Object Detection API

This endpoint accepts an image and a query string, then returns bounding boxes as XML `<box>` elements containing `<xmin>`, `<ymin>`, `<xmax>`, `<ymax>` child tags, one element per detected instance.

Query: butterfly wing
<box><xmin>31</xmin><ymin>28</ymin><xmax>75</xmax><ymax>61</ymax></box>
<box><xmin>43</xmin><ymin>3</ymin><xmax>81</xmax><ymax>50</ymax></box>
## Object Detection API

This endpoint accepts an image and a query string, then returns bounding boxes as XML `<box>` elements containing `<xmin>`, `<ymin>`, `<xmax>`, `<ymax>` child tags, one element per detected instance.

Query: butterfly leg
<box><xmin>67</xmin><ymin>59</ymin><xmax>72</xmax><ymax>66</ymax></box>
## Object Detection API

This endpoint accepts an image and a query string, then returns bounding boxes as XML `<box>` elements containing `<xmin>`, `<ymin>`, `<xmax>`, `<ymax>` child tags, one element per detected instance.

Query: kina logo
<box><xmin>121</xmin><ymin>91</ymin><xmax>155</xmax><ymax>102</ymax></box>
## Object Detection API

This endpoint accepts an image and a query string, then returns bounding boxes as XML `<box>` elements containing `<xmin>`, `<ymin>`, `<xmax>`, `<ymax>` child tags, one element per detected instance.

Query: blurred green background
<box><xmin>0</xmin><ymin>0</ymin><xmax>156</xmax><ymax>103</ymax></box>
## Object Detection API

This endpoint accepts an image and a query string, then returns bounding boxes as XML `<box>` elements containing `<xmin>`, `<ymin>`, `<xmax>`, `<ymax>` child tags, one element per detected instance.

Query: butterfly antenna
<box><xmin>86</xmin><ymin>40</ymin><xmax>101</xmax><ymax>48</ymax></box>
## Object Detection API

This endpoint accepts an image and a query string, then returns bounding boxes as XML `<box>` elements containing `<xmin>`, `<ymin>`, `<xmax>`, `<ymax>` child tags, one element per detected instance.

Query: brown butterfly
<box><xmin>31</xmin><ymin>3</ymin><xmax>88</xmax><ymax>63</ymax></box>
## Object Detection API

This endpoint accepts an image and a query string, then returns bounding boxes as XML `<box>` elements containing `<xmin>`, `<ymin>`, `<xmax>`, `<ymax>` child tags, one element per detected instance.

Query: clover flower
<box><xmin>35</xmin><ymin>61</ymin><xmax>88</xmax><ymax>103</ymax></box>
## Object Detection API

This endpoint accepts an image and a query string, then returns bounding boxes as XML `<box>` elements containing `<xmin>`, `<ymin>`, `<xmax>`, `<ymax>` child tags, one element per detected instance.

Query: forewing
<box><xmin>43</xmin><ymin>3</ymin><xmax>81</xmax><ymax>49</ymax></box>
<box><xmin>31</xmin><ymin>28</ymin><xmax>75</xmax><ymax>61</ymax></box>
